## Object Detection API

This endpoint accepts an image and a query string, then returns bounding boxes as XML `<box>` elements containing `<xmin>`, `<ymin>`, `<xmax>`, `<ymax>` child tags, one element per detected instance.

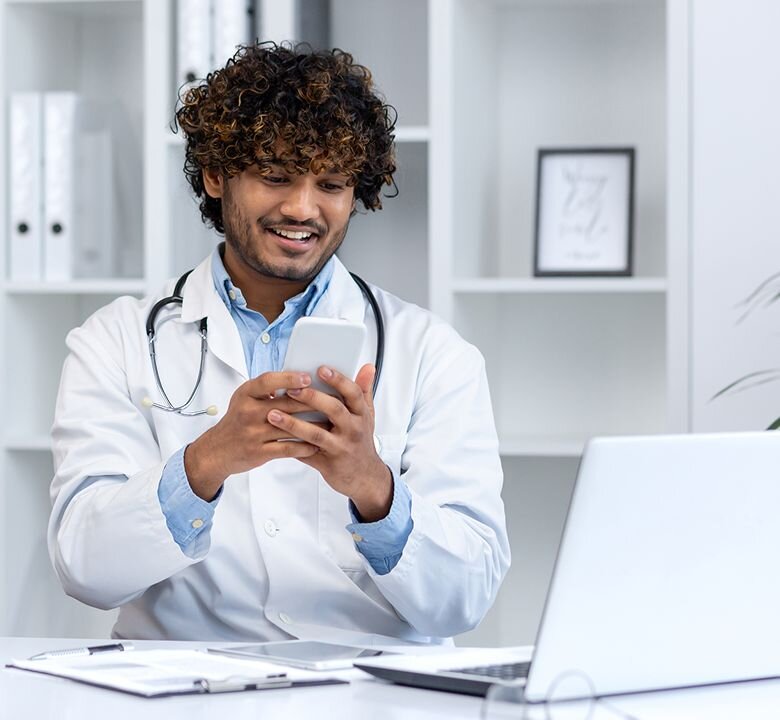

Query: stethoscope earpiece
<box><xmin>206</xmin><ymin>405</ymin><xmax>218</xmax><ymax>416</ymax></box>
<box><xmin>142</xmin><ymin>396</ymin><xmax>154</xmax><ymax>408</ymax></box>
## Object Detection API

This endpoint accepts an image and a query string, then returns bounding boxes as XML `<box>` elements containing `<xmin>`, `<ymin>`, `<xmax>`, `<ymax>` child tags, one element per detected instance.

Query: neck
<box><xmin>222</xmin><ymin>245</ymin><xmax>310</xmax><ymax>323</ymax></box>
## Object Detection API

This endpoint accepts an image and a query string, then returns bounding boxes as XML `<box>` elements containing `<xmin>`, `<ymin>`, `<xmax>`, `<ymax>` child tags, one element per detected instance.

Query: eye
<box><xmin>263</xmin><ymin>175</ymin><xmax>288</xmax><ymax>185</ymax></box>
<box><xmin>320</xmin><ymin>181</ymin><xmax>347</xmax><ymax>192</ymax></box>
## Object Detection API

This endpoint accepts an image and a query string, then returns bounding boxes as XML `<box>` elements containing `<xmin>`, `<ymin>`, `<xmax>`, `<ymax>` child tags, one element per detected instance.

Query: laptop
<box><xmin>356</xmin><ymin>432</ymin><xmax>780</xmax><ymax>701</ymax></box>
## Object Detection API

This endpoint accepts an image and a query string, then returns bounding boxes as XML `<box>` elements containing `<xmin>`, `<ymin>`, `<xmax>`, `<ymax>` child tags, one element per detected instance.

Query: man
<box><xmin>48</xmin><ymin>43</ymin><xmax>509</xmax><ymax>644</ymax></box>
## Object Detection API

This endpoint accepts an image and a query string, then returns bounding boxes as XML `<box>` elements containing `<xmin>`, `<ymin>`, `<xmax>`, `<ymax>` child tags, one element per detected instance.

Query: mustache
<box><xmin>260</xmin><ymin>217</ymin><xmax>326</xmax><ymax>236</ymax></box>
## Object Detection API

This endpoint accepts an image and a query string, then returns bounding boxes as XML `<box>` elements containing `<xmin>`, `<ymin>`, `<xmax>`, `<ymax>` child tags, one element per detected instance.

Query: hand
<box><xmin>184</xmin><ymin>371</ymin><xmax>320</xmax><ymax>500</ymax></box>
<box><xmin>266</xmin><ymin>364</ymin><xmax>393</xmax><ymax>522</ymax></box>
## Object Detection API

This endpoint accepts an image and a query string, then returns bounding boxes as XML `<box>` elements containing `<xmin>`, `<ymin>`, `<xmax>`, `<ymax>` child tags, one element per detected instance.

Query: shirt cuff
<box><xmin>158</xmin><ymin>445</ymin><xmax>220</xmax><ymax>551</ymax></box>
<box><xmin>346</xmin><ymin>472</ymin><xmax>413</xmax><ymax>575</ymax></box>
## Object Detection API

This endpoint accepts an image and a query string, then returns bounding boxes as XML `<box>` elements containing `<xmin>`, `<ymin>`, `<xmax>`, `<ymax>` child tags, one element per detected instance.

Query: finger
<box><xmin>315</xmin><ymin>366</ymin><xmax>370</xmax><ymax>415</ymax></box>
<box><xmin>286</xmin><ymin>386</ymin><xmax>351</xmax><ymax>425</ymax></box>
<box><xmin>262</xmin><ymin>438</ymin><xmax>320</xmax><ymax>460</ymax></box>
<box><xmin>354</xmin><ymin>364</ymin><xmax>376</xmax><ymax>412</ymax></box>
<box><xmin>244</xmin><ymin>371</ymin><xmax>312</xmax><ymax>399</ymax></box>
<box><xmin>267</xmin><ymin>409</ymin><xmax>336</xmax><ymax>451</ymax></box>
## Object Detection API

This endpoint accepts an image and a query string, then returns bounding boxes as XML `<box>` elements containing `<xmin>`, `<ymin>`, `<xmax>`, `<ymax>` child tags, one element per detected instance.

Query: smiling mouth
<box><xmin>269</xmin><ymin>228</ymin><xmax>318</xmax><ymax>242</ymax></box>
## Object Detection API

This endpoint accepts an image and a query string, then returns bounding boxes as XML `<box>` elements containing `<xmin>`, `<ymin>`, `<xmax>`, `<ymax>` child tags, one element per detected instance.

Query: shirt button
<box><xmin>191</xmin><ymin>518</ymin><xmax>204</xmax><ymax>529</ymax></box>
<box><xmin>260</xmin><ymin>332</ymin><xmax>271</xmax><ymax>344</ymax></box>
<box><xmin>228</xmin><ymin>289</ymin><xmax>237</xmax><ymax>301</ymax></box>
<box><xmin>279</xmin><ymin>612</ymin><xmax>292</xmax><ymax>625</ymax></box>
<box><xmin>264</xmin><ymin>519</ymin><xmax>278</xmax><ymax>537</ymax></box>
<box><xmin>351</xmin><ymin>532</ymin><xmax>363</xmax><ymax>543</ymax></box>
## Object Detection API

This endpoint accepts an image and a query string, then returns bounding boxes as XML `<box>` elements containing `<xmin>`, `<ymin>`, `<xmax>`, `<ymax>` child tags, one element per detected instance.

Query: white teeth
<box><xmin>273</xmin><ymin>229</ymin><xmax>313</xmax><ymax>240</ymax></box>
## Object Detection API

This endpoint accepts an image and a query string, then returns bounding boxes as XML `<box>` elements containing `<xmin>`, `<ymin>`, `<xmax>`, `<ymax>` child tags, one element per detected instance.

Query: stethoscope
<box><xmin>142</xmin><ymin>269</ymin><xmax>384</xmax><ymax>417</ymax></box>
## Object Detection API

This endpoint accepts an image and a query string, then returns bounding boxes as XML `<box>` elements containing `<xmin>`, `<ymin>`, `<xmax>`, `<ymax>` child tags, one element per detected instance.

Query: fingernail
<box><xmin>288</xmin><ymin>388</ymin><xmax>301</xmax><ymax>396</ymax></box>
<box><xmin>300</xmin><ymin>374</ymin><xmax>311</xmax><ymax>386</ymax></box>
<box><xmin>268</xmin><ymin>410</ymin><xmax>283</xmax><ymax>422</ymax></box>
<box><xmin>320</xmin><ymin>366</ymin><xmax>333</xmax><ymax>379</ymax></box>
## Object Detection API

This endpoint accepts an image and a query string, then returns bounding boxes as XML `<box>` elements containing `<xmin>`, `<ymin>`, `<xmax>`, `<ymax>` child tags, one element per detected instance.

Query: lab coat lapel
<box><xmin>177</xmin><ymin>254</ymin><xmax>371</xmax><ymax>381</ymax></box>
<box><xmin>179</xmin><ymin>254</ymin><xmax>248</xmax><ymax>380</ymax></box>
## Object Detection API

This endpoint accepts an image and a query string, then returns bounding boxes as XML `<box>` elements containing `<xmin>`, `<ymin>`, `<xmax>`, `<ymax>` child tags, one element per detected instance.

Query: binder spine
<box><xmin>213</xmin><ymin>0</ymin><xmax>254</xmax><ymax>67</ymax></box>
<box><xmin>9</xmin><ymin>93</ymin><xmax>43</xmax><ymax>281</ymax></box>
<box><xmin>176</xmin><ymin>0</ymin><xmax>212</xmax><ymax>89</ymax></box>
<box><xmin>43</xmin><ymin>92</ymin><xmax>78</xmax><ymax>282</ymax></box>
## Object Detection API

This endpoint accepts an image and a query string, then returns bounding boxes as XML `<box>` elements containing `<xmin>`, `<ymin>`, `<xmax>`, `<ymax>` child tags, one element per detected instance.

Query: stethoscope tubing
<box><xmin>145</xmin><ymin>269</ymin><xmax>384</xmax><ymax>416</ymax></box>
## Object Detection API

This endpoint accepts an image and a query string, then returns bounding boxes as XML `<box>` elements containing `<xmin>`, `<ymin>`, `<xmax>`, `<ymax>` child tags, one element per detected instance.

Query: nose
<box><xmin>279</xmin><ymin>178</ymin><xmax>318</xmax><ymax>221</ymax></box>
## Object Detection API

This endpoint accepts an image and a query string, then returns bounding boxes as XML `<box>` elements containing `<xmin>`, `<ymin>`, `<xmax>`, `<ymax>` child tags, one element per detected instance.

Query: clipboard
<box><xmin>7</xmin><ymin>649</ymin><xmax>348</xmax><ymax>698</ymax></box>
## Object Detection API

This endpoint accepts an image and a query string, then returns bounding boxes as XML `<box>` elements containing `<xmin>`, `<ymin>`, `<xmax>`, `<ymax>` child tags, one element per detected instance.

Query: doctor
<box><xmin>49</xmin><ymin>42</ymin><xmax>510</xmax><ymax>643</ymax></box>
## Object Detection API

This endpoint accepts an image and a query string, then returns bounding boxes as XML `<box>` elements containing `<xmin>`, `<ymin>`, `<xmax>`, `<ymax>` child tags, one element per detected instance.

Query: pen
<box><xmin>28</xmin><ymin>642</ymin><xmax>134</xmax><ymax>661</ymax></box>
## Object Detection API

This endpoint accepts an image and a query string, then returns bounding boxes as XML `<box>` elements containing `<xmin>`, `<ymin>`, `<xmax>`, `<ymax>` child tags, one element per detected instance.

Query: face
<box><xmin>204</xmin><ymin>163</ymin><xmax>355</xmax><ymax>284</ymax></box>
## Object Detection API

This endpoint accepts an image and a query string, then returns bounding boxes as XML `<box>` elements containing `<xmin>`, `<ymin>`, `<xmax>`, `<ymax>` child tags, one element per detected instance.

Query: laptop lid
<box><xmin>525</xmin><ymin>431</ymin><xmax>780</xmax><ymax>701</ymax></box>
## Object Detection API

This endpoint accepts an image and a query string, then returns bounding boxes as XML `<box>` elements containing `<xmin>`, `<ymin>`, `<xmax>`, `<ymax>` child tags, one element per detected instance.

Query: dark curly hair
<box><xmin>175</xmin><ymin>41</ymin><xmax>398</xmax><ymax>234</ymax></box>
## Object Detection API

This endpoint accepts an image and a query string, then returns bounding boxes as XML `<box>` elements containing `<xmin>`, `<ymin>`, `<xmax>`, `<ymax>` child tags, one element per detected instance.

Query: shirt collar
<box><xmin>210</xmin><ymin>243</ymin><xmax>335</xmax><ymax>319</ymax></box>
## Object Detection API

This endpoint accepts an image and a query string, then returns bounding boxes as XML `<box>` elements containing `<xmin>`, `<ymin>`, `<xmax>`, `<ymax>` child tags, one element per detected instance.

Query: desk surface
<box><xmin>2</xmin><ymin>637</ymin><xmax>780</xmax><ymax>720</ymax></box>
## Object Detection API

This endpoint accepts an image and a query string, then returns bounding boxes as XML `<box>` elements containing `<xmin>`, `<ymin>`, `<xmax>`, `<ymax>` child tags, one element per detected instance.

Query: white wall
<box><xmin>690</xmin><ymin>0</ymin><xmax>780</xmax><ymax>432</ymax></box>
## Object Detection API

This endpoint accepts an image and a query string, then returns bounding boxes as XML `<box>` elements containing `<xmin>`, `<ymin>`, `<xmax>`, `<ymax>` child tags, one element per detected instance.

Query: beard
<box><xmin>221</xmin><ymin>184</ymin><xmax>350</xmax><ymax>283</ymax></box>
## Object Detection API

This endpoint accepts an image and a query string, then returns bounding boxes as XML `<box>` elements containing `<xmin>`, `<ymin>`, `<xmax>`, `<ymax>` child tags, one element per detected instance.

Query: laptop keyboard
<box><xmin>448</xmin><ymin>661</ymin><xmax>531</xmax><ymax>681</ymax></box>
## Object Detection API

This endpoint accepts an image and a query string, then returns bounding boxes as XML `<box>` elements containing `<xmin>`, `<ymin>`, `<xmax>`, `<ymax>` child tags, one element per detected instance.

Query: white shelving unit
<box><xmin>0</xmin><ymin>0</ymin><xmax>697</xmax><ymax>646</ymax></box>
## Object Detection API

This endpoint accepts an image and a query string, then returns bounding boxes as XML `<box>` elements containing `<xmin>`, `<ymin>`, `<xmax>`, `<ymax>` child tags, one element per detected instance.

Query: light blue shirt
<box><xmin>157</xmin><ymin>247</ymin><xmax>412</xmax><ymax>574</ymax></box>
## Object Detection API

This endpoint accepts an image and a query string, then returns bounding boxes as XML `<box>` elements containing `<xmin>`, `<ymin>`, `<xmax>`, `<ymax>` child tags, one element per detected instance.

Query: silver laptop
<box><xmin>357</xmin><ymin>432</ymin><xmax>780</xmax><ymax>701</ymax></box>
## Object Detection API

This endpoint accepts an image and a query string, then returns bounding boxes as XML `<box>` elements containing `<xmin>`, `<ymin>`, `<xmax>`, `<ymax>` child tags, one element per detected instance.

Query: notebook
<box><xmin>357</xmin><ymin>432</ymin><xmax>780</xmax><ymax>701</ymax></box>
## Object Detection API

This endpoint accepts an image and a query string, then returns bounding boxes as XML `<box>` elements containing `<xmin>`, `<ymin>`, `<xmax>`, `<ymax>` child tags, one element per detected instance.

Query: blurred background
<box><xmin>0</xmin><ymin>0</ymin><xmax>778</xmax><ymax>647</ymax></box>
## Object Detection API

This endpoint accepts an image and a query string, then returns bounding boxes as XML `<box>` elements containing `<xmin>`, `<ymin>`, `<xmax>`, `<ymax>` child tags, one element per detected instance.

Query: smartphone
<box><xmin>208</xmin><ymin>640</ymin><xmax>390</xmax><ymax>671</ymax></box>
<box><xmin>279</xmin><ymin>317</ymin><xmax>367</xmax><ymax>423</ymax></box>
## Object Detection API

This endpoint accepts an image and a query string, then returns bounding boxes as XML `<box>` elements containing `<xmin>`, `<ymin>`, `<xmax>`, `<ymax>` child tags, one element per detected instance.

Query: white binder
<box><xmin>43</xmin><ymin>92</ymin><xmax>78</xmax><ymax>282</ymax></box>
<box><xmin>9</xmin><ymin>93</ymin><xmax>43</xmax><ymax>281</ymax></box>
<box><xmin>176</xmin><ymin>0</ymin><xmax>212</xmax><ymax>88</ymax></box>
<box><xmin>74</xmin><ymin>124</ymin><xmax>113</xmax><ymax>278</ymax></box>
<box><xmin>213</xmin><ymin>0</ymin><xmax>254</xmax><ymax>66</ymax></box>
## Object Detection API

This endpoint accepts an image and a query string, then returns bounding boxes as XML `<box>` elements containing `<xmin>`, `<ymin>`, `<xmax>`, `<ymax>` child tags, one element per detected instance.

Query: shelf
<box><xmin>394</xmin><ymin>126</ymin><xmax>429</xmax><ymax>143</ymax></box>
<box><xmin>4</xmin><ymin>435</ymin><xmax>51</xmax><ymax>452</ymax></box>
<box><xmin>453</xmin><ymin>277</ymin><xmax>667</xmax><ymax>294</ymax></box>
<box><xmin>3</xmin><ymin>279</ymin><xmax>147</xmax><ymax>295</ymax></box>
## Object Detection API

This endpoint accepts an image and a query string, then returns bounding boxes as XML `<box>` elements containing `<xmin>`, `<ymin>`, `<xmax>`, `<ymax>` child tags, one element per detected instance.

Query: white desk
<box><xmin>2</xmin><ymin>638</ymin><xmax>780</xmax><ymax>720</ymax></box>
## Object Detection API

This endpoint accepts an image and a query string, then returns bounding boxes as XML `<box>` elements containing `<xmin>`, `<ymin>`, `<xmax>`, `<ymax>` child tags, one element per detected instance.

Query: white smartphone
<box><xmin>279</xmin><ymin>317</ymin><xmax>367</xmax><ymax>422</ymax></box>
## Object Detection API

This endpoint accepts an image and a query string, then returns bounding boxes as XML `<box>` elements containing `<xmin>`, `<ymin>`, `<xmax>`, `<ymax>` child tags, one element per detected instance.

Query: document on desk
<box><xmin>7</xmin><ymin>649</ymin><xmax>347</xmax><ymax>697</ymax></box>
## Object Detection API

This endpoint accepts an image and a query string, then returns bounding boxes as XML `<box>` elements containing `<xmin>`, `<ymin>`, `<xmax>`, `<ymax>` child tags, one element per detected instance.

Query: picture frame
<box><xmin>533</xmin><ymin>147</ymin><xmax>635</xmax><ymax>277</ymax></box>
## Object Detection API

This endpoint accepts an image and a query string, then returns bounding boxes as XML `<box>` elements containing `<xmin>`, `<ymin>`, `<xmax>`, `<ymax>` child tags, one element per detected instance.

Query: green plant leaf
<box><xmin>711</xmin><ymin>368</ymin><xmax>780</xmax><ymax>401</ymax></box>
<box><xmin>735</xmin><ymin>271</ymin><xmax>780</xmax><ymax>323</ymax></box>
<box><xmin>768</xmin><ymin>417</ymin><xmax>780</xmax><ymax>431</ymax></box>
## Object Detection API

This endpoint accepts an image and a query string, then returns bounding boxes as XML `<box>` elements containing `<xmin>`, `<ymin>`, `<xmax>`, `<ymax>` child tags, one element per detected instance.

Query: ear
<box><xmin>202</xmin><ymin>168</ymin><xmax>224</xmax><ymax>199</ymax></box>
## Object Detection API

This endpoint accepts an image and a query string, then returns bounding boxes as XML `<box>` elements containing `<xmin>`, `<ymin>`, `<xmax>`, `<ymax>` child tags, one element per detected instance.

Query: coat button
<box><xmin>264</xmin><ymin>519</ymin><xmax>278</xmax><ymax>537</ymax></box>
<box><xmin>279</xmin><ymin>612</ymin><xmax>292</xmax><ymax>625</ymax></box>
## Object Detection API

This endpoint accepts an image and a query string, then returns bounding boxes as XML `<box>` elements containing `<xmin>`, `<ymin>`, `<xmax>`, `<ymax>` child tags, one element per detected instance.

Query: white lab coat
<box><xmin>48</xmin><ymin>253</ymin><xmax>510</xmax><ymax>643</ymax></box>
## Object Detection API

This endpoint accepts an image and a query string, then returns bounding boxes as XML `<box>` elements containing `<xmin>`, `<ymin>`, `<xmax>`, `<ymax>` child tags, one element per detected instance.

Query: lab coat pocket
<box><xmin>374</xmin><ymin>432</ymin><xmax>407</xmax><ymax>481</ymax></box>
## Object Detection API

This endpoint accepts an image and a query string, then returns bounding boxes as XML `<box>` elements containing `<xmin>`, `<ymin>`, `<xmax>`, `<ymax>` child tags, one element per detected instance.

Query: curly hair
<box><xmin>175</xmin><ymin>42</ymin><xmax>398</xmax><ymax>234</ymax></box>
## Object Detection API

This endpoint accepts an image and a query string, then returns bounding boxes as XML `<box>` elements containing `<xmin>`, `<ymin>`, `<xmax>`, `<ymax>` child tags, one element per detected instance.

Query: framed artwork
<box><xmin>533</xmin><ymin>148</ymin><xmax>635</xmax><ymax>276</ymax></box>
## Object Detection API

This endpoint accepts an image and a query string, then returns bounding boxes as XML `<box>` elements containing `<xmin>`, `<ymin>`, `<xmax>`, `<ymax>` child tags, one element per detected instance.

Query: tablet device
<box><xmin>209</xmin><ymin>640</ymin><xmax>389</xmax><ymax>671</ymax></box>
